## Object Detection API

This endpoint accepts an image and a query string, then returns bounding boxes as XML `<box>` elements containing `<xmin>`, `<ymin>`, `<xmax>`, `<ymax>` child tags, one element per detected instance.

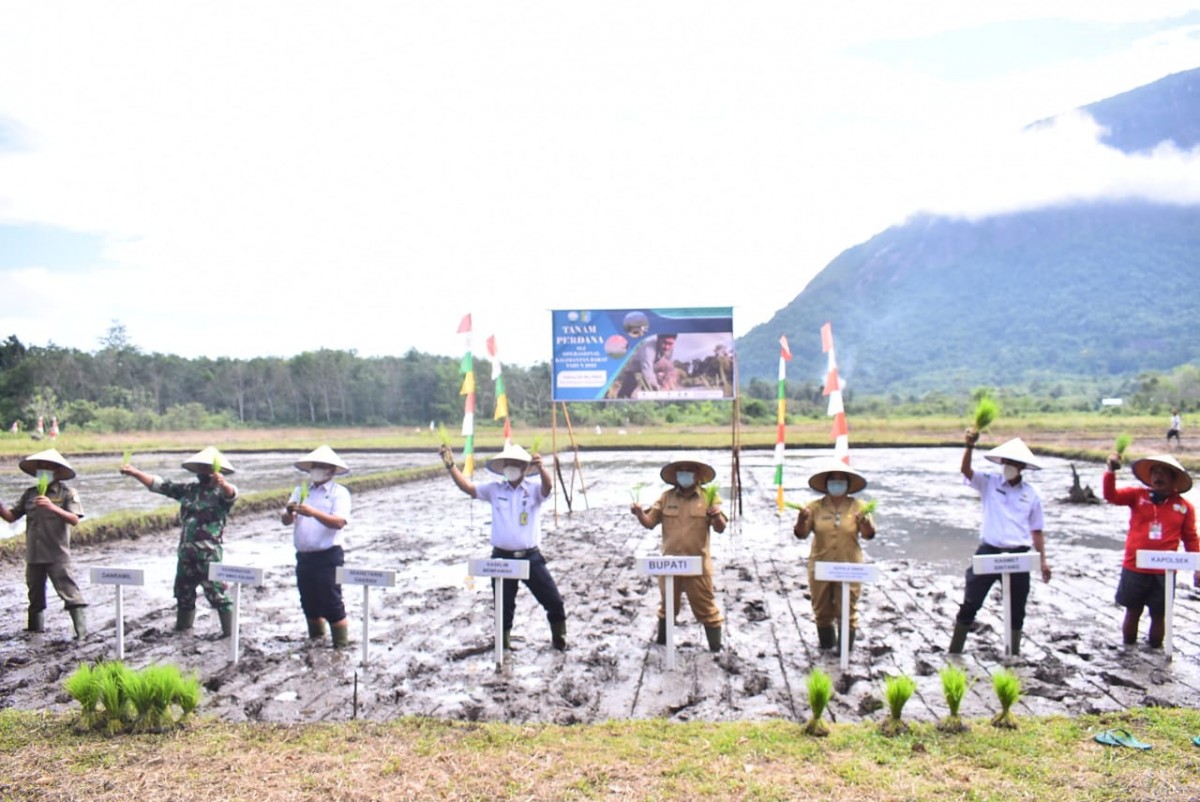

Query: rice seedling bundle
<box><xmin>859</xmin><ymin>499</ymin><xmax>878</xmax><ymax>516</ymax></box>
<box><xmin>630</xmin><ymin>482</ymin><xmax>648</xmax><ymax>505</ymax></box>
<box><xmin>436</xmin><ymin>424</ymin><xmax>452</xmax><ymax>447</ymax></box>
<box><xmin>803</xmin><ymin>668</ymin><xmax>833</xmax><ymax>737</ymax></box>
<box><xmin>880</xmin><ymin>674</ymin><xmax>916</xmax><ymax>736</ymax></box>
<box><xmin>702</xmin><ymin>483</ymin><xmax>720</xmax><ymax>507</ymax></box>
<box><xmin>212</xmin><ymin>454</ymin><xmax>222</xmax><ymax>475</ymax></box>
<box><xmin>299</xmin><ymin>479</ymin><xmax>310</xmax><ymax>504</ymax></box>
<box><xmin>973</xmin><ymin>396</ymin><xmax>999</xmax><ymax>432</ymax></box>
<box><xmin>175</xmin><ymin>671</ymin><xmax>202</xmax><ymax>718</ymax></box>
<box><xmin>63</xmin><ymin>663</ymin><xmax>101</xmax><ymax>729</ymax></box>
<box><xmin>530</xmin><ymin>435</ymin><xmax>542</xmax><ymax>454</ymax></box>
<box><xmin>991</xmin><ymin>669</ymin><xmax>1021</xmax><ymax>729</ymax></box>
<box><xmin>35</xmin><ymin>472</ymin><xmax>50</xmax><ymax>496</ymax></box>
<box><xmin>937</xmin><ymin>665</ymin><xmax>970</xmax><ymax>734</ymax></box>
<box><xmin>122</xmin><ymin>449</ymin><xmax>133</xmax><ymax>465</ymax></box>
<box><xmin>1115</xmin><ymin>433</ymin><xmax>1132</xmax><ymax>457</ymax></box>
<box><xmin>63</xmin><ymin>661</ymin><xmax>202</xmax><ymax>733</ymax></box>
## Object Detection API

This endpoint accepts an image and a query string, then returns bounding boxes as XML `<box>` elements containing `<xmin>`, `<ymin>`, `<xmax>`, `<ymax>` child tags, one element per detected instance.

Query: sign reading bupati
<box><xmin>551</xmin><ymin>308</ymin><xmax>736</xmax><ymax>402</ymax></box>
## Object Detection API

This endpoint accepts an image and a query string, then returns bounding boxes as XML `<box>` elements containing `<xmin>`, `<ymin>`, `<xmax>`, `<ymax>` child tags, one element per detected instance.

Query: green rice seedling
<box><xmin>298</xmin><ymin>479</ymin><xmax>310</xmax><ymax>504</ymax></box>
<box><xmin>175</xmin><ymin>671</ymin><xmax>202</xmax><ymax>720</ymax></box>
<box><xmin>141</xmin><ymin>665</ymin><xmax>182</xmax><ymax>731</ymax></box>
<box><xmin>783</xmin><ymin>500</ymin><xmax>805</xmax><ymax>510</ymax></box>
<box><xmin>630</xmin><ymin>482</ymin><xmax>648</xmax><ymax>505</ymax></box>
<box><xmin>937</xmin><ymin>665</ymin><xmax>971</xmax><ymax>733</ymax></box>
<box><xmin>973</xmin><ymin>396</ymin><xmax>999</xmax><ymax>432</ymax></box>
<box><xmin>212</xmin><ymin>454</ymin><xmax>222</xmax><ymax>475</ymax></box>
<box><xmin>1115</xmin><ymin>433</ymin><xmax>1133</xmax><ymax>457</ymax></box>
<box><xmin>95</xmin><ymin>663</ymin><xmax>130</xmax><ymax>735</ymax></box>
<box><xmin>121</xmin><ymin>669</ymin><xmax>156</xmax><ymax>733</ymax></box>
<box><xmin>436</xmin><ymin>423</ymin><xmax>452</xmax><ymax>447</ymax></box>
<box><xmin>122</xmin><ymin>448</ymin><xmax>133</xmax><ymax>466</ymax></box>
<box><xmin>880</xmin><ymin>674</ymin><xmax>916</xmax><ymax>736</ymax></box>
<box><xmin>802</xmin><ymin>667</ymin><xmax>833</xmax><ymax>737</ymax></box>
<box><xmin>35</xmin><ymin>471</ymin><xmax>50</xmax><ymax>496</ymax></box>
<box><xmin>702</xmin><ymin>482</ymin><xmax>721</xmax><ymax>507</ymax></box>
<box><xmin>530</xmin><ymin>435</ymin><xmax>542</xmax><ymax>454</ymax></box>
<box><xmin>859</xmin><ymin>499</ymin><xmax>878</xmax><ymax>516</ymax></box>
<box><xmin>991</xmin><ymin>669</ymin><xmax>1021</xmax><ymax>729</ymax></box>
<box><xmin>63</xmin><ymin>663</ymin><xmax>102</xmax><ymax>730</ymax></box>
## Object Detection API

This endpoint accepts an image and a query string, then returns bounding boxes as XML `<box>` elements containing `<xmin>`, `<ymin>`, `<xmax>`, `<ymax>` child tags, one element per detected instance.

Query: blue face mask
<box><xmin>826</xmin><ymin>479</ymin><xmax>849</xmax><ymax>497</ymax></box>
<box><xmin>676</xmin><ymin>471</ymin><xmax>695</xmax><ymax>488</ymax></box>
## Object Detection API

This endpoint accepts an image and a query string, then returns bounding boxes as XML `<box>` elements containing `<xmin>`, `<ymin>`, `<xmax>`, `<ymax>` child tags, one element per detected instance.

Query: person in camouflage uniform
<box><xmin>0</xmin><ymin>448</ymin><xmax>89</xmax><ymax>639</ymax></box>
<box><xmin>121</xmin><ymin>446</ymin><xmax>238</xmax><ymax>636</ymax></box>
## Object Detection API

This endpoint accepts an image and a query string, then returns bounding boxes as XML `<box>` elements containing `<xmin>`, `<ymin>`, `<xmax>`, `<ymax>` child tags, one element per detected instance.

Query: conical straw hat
<box><xmin>1131</xmin><ymin>454</ymin><xmax>1193</xmax><ymax>494</ymax></box>
<box><xmin>295</xmin><ymin>445</ymin><xmax>349</xmax><ymax>474</ymax></box>
<box><xmin>182</xmin><ymin>446</ymin><xmax>236</xmax><ymax>475</ymax></box>
<box><xmin>19</xmin><ymin>448</ymin><xmax>76</xmax><ymax>480</ymax></box>
<box><xmin>984</xmin><ymin>438</ymin><xmax>1041</xmax><ymax>470</ymax></box>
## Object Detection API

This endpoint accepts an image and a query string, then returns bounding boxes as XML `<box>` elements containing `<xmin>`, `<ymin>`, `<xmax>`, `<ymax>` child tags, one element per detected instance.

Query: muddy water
<box><xmin>3</xmin><ymin>446</ymin><xmax>1200</xmax><ymax>727</ymax></box>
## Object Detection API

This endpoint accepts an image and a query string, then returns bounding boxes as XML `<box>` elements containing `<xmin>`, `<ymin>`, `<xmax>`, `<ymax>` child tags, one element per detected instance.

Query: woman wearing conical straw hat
<box><xmin>949</xmin><ymin>431</ymin><xmax>1051</xmax><ymax>656</ymax></box>
<box><xmin>1103</xmin><ymin>451</ymin><xmax>1199</xmax><ymax>648</ymax></box>
<box><xmin>121</xmin><ymin>446</ymin><xmax>238</xmax><ymax>637</ymax></box>
<box><xmin>282</xmin><ymin>446</ymin><xmax>353</xmax><ymax>649</ymax></box>
<box><xmin>0</xmin><ymin>449</ymin><xmax>88</xmax><ymax>639</ymax></box>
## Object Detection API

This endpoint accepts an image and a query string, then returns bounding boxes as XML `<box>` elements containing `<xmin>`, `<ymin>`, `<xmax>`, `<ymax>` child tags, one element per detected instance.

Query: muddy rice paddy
<box><xmin>3</xmin><ymin>446</ymin><xmax>1200</xmax><ymax>726</ymax></box>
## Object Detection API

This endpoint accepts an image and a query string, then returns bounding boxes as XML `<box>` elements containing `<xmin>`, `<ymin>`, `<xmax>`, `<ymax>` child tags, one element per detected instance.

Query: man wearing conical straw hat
<box><xmin>441</xmin><ymin>441</ymin><xmax>568</xmax><ymax>651</ymax></box>
<box><xmin>121</xmin><ymin>446</ymin><xmax>239</xmax><ymax>637</ymax></box>
<box><xmin>1104</xmin><ymin>451</ymin><xmax>1198</xmax><ymax>649</ymax></box>
<box><xmin>949</xmin><ymin>431</ymin><xmax>1051</xmax><ymax>656</ymax></box>
<box><xmin>282</xmin><ymin>446</ymin><xmax>353</xmax><ymax>649</ymax></box>
<box><xmin>0</xmin><ymin>449</ymin><xmax>88</xmax><ymax>639</ymax></box>
<box><xmin>631</xmin><ymin>458</ymin><xmax>728</xmax><ymax>652</ymax></box>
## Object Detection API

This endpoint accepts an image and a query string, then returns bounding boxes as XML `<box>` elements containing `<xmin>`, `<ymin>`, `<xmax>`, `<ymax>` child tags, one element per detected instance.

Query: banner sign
<box><xmin>551</xmin><ymin>307</ymin><xmax>736</xmax><ymax>402</ymax></box>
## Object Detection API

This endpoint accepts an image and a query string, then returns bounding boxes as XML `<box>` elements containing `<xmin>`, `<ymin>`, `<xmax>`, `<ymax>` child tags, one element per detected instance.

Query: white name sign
<box><xmin>637</xmin><ymin>556</ymin><xmax>702</xmax><ymax>576</ymax></box>
<box><xmin>207</xmin><ymin>563</ymin><xmax>265</xmax><ymax>585</ymax></box>
<box><xmin>973</xmin><ymin>553</ymin><xmax>1041</xmax><ymax>575</ymax></box>
<box><xmin>336</xmin><ymin>567</ymin><xmax>397</xmax><ymax>587</ymax></box>
<box><xmin>814</xmin><ymin>562</ymin><xmax>879</xmax><ymax>583</ymax></box>
<box><xmin>468</xmin><ymin>558</ymin><xmax>531</xmax><ymax>580</ymax></box>
<box><xmin>89</xmin><ymin>567</ymin><xmax>144</xmax><ymax>586</ymax></box>
<box><xmin>1136</xmin><ymin>551</ymin><xmax>1200</xmax><ymax>571</ymax></box>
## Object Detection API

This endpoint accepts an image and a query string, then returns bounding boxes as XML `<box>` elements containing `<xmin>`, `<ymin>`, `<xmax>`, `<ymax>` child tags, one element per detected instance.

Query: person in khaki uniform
<box><xmin>793</xmin><ymin>459</ymin><xmax>875</xmax><ymax>651</ymax></box>
<box><xmin>631</xmin><ymin>459</ymin><xmax>727</xmax><ymax>652</ymax></box>
<box><xmin>0</xmin><ymin>448</ymin><xmax>88</xmax><ymax>639</ymax></box>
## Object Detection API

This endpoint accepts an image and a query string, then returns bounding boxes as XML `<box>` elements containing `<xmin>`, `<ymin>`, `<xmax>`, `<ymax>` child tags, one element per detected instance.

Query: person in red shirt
<box><xmin>1104</xmin><ymin>452</ymin><xmax>1199</xmax><ymax>648</ymax></box>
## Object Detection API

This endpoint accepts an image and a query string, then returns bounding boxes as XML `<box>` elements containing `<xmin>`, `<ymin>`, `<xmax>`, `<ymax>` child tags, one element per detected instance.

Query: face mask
<box><xmin>36</xmin><ymin>469</ymin><xmax>55</xmax><ymax>486</ymax></box>
<box><xmin>1003</xmin><ymin>464</ymin><xmax>1021</xmax><ymax>482</ymax></box>
<box><xmin>675</xmin><ymin>471</ymin><xmax>695</xmax><ymax>489</ymax></box>
<box><xmin>826</xmin><ymin>479</ymin><xmax>849</xmax><ymax>497</ymax></box>
<box><xmin>504</xmin><ymin>466</ymin><xmax>524</xmax><ymax>483</ymax></box>
<box><xmin>309</xmin><ymin>466</ymin><xmax>334</xmax><ymax>483</ymax></box>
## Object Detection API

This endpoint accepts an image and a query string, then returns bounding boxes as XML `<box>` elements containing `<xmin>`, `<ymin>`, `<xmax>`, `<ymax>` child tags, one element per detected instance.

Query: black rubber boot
<box><xmin>217</xmin><ymin>608</ymin><xmax>234</xmax><ymax>639</ymax></box>
<box><xmin>503</xmin><ymin>629</ymin><xmax>512</xmax><ymax>650</ymax></box>
<box><xmin>838</xmin><ymin>628</ymin><xmax>857</xmax><ymax>652</ymax></box>
<box><xmin>26</xmin><ymin>610</ymin><xmax>44</xmax><ymax>633</ymax></box>
<box><xmin>1010</xmin><ymin>630</ymin><xmax>1022</xmax><ymax>657</ymax></box>
<box><xmin>949</xmin><ymin>623</ymin><xmax>970</xmax><ymax>654</ymax></box>
<box><xmin>816</xmin><ymin>625</ymin><xmax>837</xmax><ymax>650</ymax></box>
<box><xmin>704</xmin><ymin>625</ymin><xmax>722</xmax><ymax>653</ymax></box>
<box><xmin>551</xmin><ymin>621</ymin><xmax>567</xmax><ymax>651</ymax></box>
<box><xmin>69</xmin><ymin>607</ymin><xmax>87</xmax><ymax>640</ymax></box>
<box><xmin>331</xmin><ymin>622</ymin><xmax>350</xmax><ymax>649</ymax></box>
<box><xmin>654</xmin><ymin>618</ymin><xmax>667</xmax><ymax>645</ymax></box>
<box><xmin>175</xmin><ymin>608</ymin><xmax>196</xmax><ymax>632</ymax></box>
<box><xmin>307</xmin><ymin>618</ymin><xmax>327</xmax><ymax>639</ymax></box>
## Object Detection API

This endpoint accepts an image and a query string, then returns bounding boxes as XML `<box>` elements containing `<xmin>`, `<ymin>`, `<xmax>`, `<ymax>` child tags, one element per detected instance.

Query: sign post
<box><xmin>88</xmin><ymin>567</ymin><xmax>144</xmax><ymax>660</ymax></box>
<box><xmin>637</xmin><ymin>556</ymin><xmax>703</xmax><ymax>670</ymax></box>
<box><xmin>971</xmin><ymin>552</ymin><xmax>1042</xmax><ymax>658</ymax></box>
<box><xmin>814</xmin><ymin>562</ymin><xmax>879</xmax><ymax>670</ymax></box>
<box><xmin>207</xmin><ymin>563</ymin><xmax>264</xmax><ymax>664</ymax></box>
<box><xmin>336</xmin><ymin>567</ymin><xmax>397</xmax><ymax>666</ymax></box>
<box><xmin>1136</xmin><ymin>550</ymin><xmax>1200</xmax><ymax>658</ymax></box>
<box><xmin>467</xmin><ymin>558</ymin><xmax>530</xmax><ymax>668</ymax></box>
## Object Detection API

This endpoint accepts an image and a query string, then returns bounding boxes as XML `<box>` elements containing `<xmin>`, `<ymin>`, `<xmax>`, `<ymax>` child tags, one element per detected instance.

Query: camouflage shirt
<box><xmin>152</xmin><ymin>477</ymin><xmax>237</xmax><ymax>550</ymax></box>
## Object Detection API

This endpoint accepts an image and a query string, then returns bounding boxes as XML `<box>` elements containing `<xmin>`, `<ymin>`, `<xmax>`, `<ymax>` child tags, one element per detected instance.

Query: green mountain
<box><xmin>737</xmin><ymin>68</ymin><xmax>1200</xmax><ymax>395</ymax></box>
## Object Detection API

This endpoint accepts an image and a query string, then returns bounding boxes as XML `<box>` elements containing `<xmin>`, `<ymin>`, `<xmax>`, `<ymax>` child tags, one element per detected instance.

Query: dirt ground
<box><xmin>3</xmin><ymin>446</ymin><xmax>1200</xmax><ymax>727</ymax></box>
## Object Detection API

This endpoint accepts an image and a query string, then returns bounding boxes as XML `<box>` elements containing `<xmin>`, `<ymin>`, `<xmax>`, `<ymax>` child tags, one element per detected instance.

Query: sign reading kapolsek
<box><xmin>551</xmin><ymin>308</ymin><xmax>736</xmax><ymax>402</ymax></box>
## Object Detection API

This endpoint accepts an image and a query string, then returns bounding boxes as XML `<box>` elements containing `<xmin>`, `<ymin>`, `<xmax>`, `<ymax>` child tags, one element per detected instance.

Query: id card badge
<box><xmin>1149</xmin><ymin>522</ymin><xmax>1163</xmax><ymax>541</ymax></box>
<box><xmin>519</xmin><ymin>512</ymin><xmax>528</xmax><ymax>526</ymax></box>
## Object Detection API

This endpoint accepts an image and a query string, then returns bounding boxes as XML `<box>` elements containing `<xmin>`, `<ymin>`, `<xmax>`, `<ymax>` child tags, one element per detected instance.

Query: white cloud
<box><xmin>0</xmin><ymin>1</ymin><xmax>1198</xmax><ymax>365</ymax></box>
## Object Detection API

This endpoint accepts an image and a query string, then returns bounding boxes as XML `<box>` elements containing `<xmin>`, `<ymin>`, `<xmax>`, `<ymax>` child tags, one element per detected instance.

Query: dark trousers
<box><xmin>955</xmin><ymin>544</ymin><xmax>1032</xmax><ymax>631</ymax></box>
<box><xmin>296</xmin><ymin>546</ymin><xmax>346</xmax><ymax>622</ymax></box>
<box><xmin>490</xmin><ymin>547</ymin><xmax>566</xmax><ymax>631</ymax></box>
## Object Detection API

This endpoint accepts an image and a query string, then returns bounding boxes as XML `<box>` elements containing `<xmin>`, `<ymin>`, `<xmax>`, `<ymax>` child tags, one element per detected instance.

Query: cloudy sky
<box><xmin>1</xmin><ymin>1</ymin><xmax>1198</xmax><ymax>366</ymax></box>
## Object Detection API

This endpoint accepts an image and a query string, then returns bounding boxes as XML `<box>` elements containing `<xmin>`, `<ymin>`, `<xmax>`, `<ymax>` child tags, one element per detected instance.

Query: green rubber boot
<box><xmin>69</xmin><ymin>607</ymin><xmax>88</xmax><ymax>640</ymax></box>
<box><xmin>949</xmin><ymin>623</ymin><xmax>970</xmax><ymax>654</ymax></box>
<box><xmin>217</xmin><ymin>608</ymin><xmax>234</xmax><ymax>639</ymax></box>
<box><xmin>551</xmin><ymin>620</ymin><xmax>567</xmax><ymax>651</ymax></box>
<box><xmin>331</xmin><ymin>622</ymin><xmax>350</xmax><ymax>649</ymax></box>
<box><xmin>654</xmin><ymin>618</ymin><xmax>667</xmax><ymax>645</ymax></box>
<box><xmin>704</xmin><ymin>625</ymin><xmax>722</xmax><ymax>653</ymax></box>
<box><xmin>502</xmin><ymin>629</ymin><xmax>512</xmax><ymax>650</ymax></box>
<box><xmin>307</xmin><ymin>618</ymin><xmax>327</xmax><ymax>639</ymax></box>
<box><xmin>26</xmin><ymin>610</ymin><xmax>44</xmax><ymax>633</ymax></box>
<box><xmin>175</xmin><ymin>608</ymin><xmax>196</xmax><ymax>632</ymax></box>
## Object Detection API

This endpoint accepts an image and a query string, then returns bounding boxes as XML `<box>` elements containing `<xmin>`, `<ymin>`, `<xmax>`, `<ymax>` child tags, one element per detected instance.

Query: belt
<box><xmin>494</xmin><ymin>547</ymin><xmax>539</xmax><ymax>559</ymax></box>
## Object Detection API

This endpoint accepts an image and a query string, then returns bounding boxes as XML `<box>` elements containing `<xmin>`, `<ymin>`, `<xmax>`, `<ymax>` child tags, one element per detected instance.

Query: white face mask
<box><xmin>826</xmin><ymin>479</ymin><xmax>849</xmax><ymax>497</ymax></box>
<box><xmin>676</xmin><ymin>471</ymin><xmax>695</xmax><ymax>489</ymax></box>
<box><xmin>36</xmin><ymin>469</ymin><xmax>55</xmax><ymax>485</ymax></box>
<box><xmin>1003</xmin><ymin>464</ymin><xmax>1022</xmax><ymax>482</ymax></box>
<box><xmin>504</xmin><ymin>465</ymin><xmax>524</xmax><ymax>483</ymax></box>
<box><xmin>309</xmin><ymin>466</ymin><xmax>335</xmax><ymax>483</ymax></box>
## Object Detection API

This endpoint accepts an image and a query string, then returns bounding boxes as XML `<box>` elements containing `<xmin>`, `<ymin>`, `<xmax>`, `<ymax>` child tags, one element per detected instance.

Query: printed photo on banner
<box><xmin>551</xmin><ymin>308</ymin><xmax>736</xmax><ymax>402</ymax></box>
